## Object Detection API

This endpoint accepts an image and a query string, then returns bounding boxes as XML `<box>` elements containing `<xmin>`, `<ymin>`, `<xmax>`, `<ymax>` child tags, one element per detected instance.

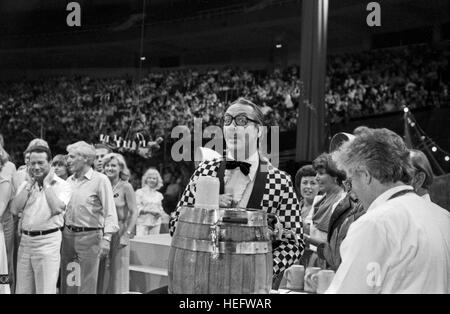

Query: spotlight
<box><xmin>140</xmin><ymin>56</ymin><xmax>146</xmax><ymax>61</ymax></box>
<box><xmin>431</xmin><ymin>146</ymin><xmax>437</xmax><ymax>152</ymax></box>
<box><xmin>403</xmin><ymin>107</ymin><xmax>409</xmax><ymax>113</ymax></box>
<box><xmin>445</xmin><ymin>156</ymin><xmax>450</xmax><ymax>162</ymax></box>
<box><xmin>275</xmin><ymin>44</ymin><xmax>282</xmax><ymax>49</ymax></box>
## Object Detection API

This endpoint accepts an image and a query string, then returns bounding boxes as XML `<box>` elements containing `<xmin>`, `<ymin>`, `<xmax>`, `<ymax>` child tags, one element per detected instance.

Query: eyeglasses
<box><xmin>223</xmin><ymin>114</ymin><xmax>259</xmax><ymax>127</ymax></box>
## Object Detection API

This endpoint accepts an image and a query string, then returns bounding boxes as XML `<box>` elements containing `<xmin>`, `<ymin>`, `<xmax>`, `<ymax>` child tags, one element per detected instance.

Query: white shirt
<box><xmin>224</xmin><ymin>151</ymin><xmax>259</xmax><ymax>208</ymax></box>
<box><xmin>19</xmin><ymin>176</ymin><xmax>72</xmax><ymax>231</ymax></box>
<box><xmin>326</xmin><ymin>185</ymin><xmax>450</xmax><ymax>294</ymax></box>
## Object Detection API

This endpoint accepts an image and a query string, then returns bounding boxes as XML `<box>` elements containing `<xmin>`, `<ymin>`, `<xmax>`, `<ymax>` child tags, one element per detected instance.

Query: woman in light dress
<box><xmin>99</xmin><ymin>153</ymin><xmax>138</xmax><ymax>294</ymax></box>
<box><xmin>135</xmin><ymin>168</ymin><xmax>165</xmax><ymax>236</ymax></box>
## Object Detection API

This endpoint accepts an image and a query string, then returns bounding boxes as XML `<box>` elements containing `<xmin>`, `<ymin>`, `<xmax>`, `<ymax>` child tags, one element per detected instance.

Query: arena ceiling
<box><xmin>0</xmin><ymin>0</ymin><xmax>449</xmax><ymax>68</ymax></box>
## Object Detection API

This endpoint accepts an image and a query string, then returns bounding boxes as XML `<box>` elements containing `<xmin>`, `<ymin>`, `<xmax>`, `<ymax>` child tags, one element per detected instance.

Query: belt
<box><xmin>65</xmin><ymin>225</ymin><xmax>103</xmax><ymax>232</ymax></box>
<box><xmin>22</xmin><ymin>227</ymin><xmax>62</xmax><ymax>237</ymax></box>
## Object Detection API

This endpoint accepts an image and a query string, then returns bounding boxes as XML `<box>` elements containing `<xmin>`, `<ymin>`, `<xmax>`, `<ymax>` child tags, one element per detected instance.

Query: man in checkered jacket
<box><xmin>169</xmin><ymin>98</ymin><xmax>305</xmax><ymax>278</ymax></box>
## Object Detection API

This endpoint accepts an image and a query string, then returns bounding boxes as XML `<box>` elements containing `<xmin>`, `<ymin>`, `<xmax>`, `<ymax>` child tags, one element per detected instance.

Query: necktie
<box><xmin>225</xmin><ymin>160</ymin><xmax>251</xmax><ymax>176</ymax></box>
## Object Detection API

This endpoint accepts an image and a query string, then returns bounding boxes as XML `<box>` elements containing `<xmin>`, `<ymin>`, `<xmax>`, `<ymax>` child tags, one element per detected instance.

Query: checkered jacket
<box><xmin>169</xmin><ymin>158</ymin><xmax>305</xmax><ymax>275</ymax></box>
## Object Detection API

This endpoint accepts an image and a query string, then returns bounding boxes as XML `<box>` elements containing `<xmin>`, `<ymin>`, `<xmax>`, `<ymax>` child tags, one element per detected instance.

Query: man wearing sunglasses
<box><xmin>169</xmin><ymin>97</ymin><xmax>305</xmax><ymax>284</ymax></box>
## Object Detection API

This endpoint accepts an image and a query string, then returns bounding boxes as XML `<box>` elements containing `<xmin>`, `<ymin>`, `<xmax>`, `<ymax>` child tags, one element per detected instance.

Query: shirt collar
<box><xmin>70</xmin><ymin>167</ymin><xmax>94</xmax><ymax>182</ymax></box>
<box><xmin>226</xmin><ymin>151</ymin><xmax>259</xmax><ymax>181</ymax></box>
<box><xmin>84</xmin><ymin>168</ymin><xmax>94</xmax><ymax>180</ymax></box>
<box><xmin>367</xmin><ymin>184</ymin><xmax>414</xmax><ymax>212</ymax></box>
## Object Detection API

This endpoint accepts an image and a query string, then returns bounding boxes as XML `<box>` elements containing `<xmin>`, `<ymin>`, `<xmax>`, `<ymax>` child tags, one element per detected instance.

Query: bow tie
<box><xmin>226</xmin><ymin>160</ymin><xmax>251</xmax><ymax>176</ymax></box>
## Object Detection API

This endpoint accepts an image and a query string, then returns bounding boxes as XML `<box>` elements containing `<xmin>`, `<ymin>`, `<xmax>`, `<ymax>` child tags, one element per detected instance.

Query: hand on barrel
<box><xmin>219</xmin><ymin>193</ymin><xmax>234</xmax><ymax>208</ymax></box>
<box><xmin>268</xmin><ymin>226</ymin><xmax>283</xmax><ymax>242</ymax></box>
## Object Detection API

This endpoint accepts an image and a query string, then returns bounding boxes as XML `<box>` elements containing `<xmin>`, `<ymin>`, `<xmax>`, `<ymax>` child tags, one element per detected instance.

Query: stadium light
<box><xmin>403</xmin><ymin>107</ymin><xmax>409</xmax><ymax>113</ymax></box>
<box><xmin>275</xmin><ymin>44</ymin><xmax>282</xmax><ymax>49</ymax></box>
<box><xmin>431</xmin><ymin>146</ymin><xmax>437</xmax><ymax>152</ymax></box>
<box><xmin>445</xmin><ymin>156</ymin><xmax>450</xmax><ymax>162</ymax></box>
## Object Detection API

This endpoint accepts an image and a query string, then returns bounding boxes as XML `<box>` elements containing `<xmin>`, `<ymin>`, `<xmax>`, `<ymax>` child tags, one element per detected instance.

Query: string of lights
<box><xmin>97</xmin><ymin>0</ymin><xmax>156</xmax><ymax>158</ymax></box>
<box><xmin>403</xmin><ymin>107</ymin><xmax>450</xmax><ymax>164</ymax></box>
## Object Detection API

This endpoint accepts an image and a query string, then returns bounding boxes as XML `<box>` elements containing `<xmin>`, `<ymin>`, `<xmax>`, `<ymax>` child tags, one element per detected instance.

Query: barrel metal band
<box><xmin>171</xmin><ymin>236</ymin><xmax>271</xmax><ymax>255</ymax></box>
<box><xmin>178</xmin><ymin>207</ymin><xmax>267</xmax><ymax>227</ymax></box>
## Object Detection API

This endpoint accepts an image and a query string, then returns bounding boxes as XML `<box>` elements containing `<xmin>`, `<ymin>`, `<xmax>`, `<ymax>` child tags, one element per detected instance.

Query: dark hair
<box><xmin>313</xmin><ymin>153</ymin><xmax>346</xmax><ymax>185</ymax></box>
<box><xmin>294</xmin><ymin>165</ymin><xmax>317</xmax><ymax>199</ymax></box>
<box><xmin>52</xmin><ymin>154</ymin><xmax>68</xmax><ymax>167</ymax></box>
<box><xmin>410</xmin><ymin>149</ymin><xmax>434</xmax><ymax>189</ymax></box>
<box><xmin>94</xmin><ymin>143</ymin><xmax>112</xmax><ymax>153</ymax></box>
<box><xmin>295</xmin><ymin>165</ymin><xmax>316</xmax><ymax>188</ymax></box>
<box><xmin>227</xmin><ymin>97</ymin><xmax>265</xmax><ymax>126</ymax></box>
<box><xmin>27</xmin><ymin>145</ymin><xmax>52</xmax><ymax>162</ymax></box>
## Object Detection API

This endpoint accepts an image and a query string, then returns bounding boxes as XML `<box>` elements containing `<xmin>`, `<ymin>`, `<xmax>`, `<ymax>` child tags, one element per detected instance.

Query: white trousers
<box><xmin>0</xmin><ymin>228</ymin><xmax>10</xmax><ymax>294</ymax></box>
<box><xmin>16</xmin><ymin>231</ymin><xmax>61</xmax><ymax>294</ymax></box>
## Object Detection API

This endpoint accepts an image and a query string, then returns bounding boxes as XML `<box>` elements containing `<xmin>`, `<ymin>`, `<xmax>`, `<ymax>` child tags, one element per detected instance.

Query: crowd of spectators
<box><xmin>326</xmin><ymin>44</ymin><xmax>449</xmax><ymax>123</ymax></box>
<box><xmin>1</xmin><ymin>44</ymin><xmax>449</xmax><ymax>165</ymax></box>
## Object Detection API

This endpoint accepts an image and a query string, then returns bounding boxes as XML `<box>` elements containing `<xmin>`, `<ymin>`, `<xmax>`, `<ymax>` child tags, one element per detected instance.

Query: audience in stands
<box><xmin>2</xmin><ymin>45</ymin><xmax>448</xmax><ymax>166</ymax></box>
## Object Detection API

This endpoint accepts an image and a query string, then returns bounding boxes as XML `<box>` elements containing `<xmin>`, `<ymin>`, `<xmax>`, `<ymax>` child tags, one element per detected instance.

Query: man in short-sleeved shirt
<box><xmin>11</xmin><ymin>146</ymin><xmax>71</xmax><ymax>294</ymax></box>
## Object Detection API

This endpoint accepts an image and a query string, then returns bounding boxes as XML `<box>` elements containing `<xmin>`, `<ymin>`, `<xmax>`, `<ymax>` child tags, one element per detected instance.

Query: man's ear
<box><xmin>361</xmin><ymin>169</ymin><xmax>372</xmax><ymax>185</ymax></box>
<box><xmin>415</xmin><ymin>171</ymin><xmax>426</xmax><ymax>190</ymax></box>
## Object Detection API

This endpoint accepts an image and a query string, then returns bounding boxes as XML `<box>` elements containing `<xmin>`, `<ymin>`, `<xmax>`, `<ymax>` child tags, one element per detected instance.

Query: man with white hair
<box><xmin>326</xmin><ymin>128</ymin><xmax>450</xmax><ymax>293</ymax></box>
<box><xmin>60</xmin><ymin>141</ymin><xmax>118</xmax><ymax>294</ymax></box>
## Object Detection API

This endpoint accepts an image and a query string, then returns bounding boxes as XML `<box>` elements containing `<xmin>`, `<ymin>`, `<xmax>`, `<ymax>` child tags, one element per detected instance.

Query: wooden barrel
<box><xmin>168</xmin><ymin>206</ymin><xmax>272</xmax><ymax>294</ymax></box>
